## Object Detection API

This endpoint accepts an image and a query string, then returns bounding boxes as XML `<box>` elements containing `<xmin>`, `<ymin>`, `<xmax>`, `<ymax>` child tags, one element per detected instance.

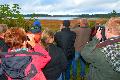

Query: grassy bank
<box><xmin>0</xmin><ymin>18</ymin><xmax>108</xmax><ymax>32</ymax></box>
<box><xmin>40</xmin><ymin>18</ymin><xmax>108</xmax><ymax>31</ymax></box>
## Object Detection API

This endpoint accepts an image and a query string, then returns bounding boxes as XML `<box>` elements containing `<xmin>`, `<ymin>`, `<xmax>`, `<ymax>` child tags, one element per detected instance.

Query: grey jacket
<box><xmin>81</xmin><ymin>37</ymin><xmax>120</xmax><ymax>80</ymax></box>
<box><xmin>71</xmin><ymin>26</ymin><xmax>91</xmax><ymax>52</ymax></box>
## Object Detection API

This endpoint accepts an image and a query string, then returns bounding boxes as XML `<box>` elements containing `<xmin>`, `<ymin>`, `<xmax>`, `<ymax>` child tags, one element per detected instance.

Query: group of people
<box><xmin>0</xmin><ymin>17</ymin><xmax>120</xmax><ymax>80</ymax></box>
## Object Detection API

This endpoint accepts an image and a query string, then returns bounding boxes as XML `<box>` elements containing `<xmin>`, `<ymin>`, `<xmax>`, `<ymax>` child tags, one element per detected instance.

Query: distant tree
<box><xmin>110</xmin><ymin>10</ymin><xmax>117</xmax><ymax>17</ymax></box>
<box><xmin>0</xmin><ymin>4</ymin><xmax>22</xmax><ymax>19</ymax></box>
<box><xmin>0</xmin><ymin>4</ymin><xmax>12</xmax><ymax>24</ymax></box>
<box><xmin>0</xmin><ymin>4</ymin><xmax>32</xmax><ymax>30</ymax></box>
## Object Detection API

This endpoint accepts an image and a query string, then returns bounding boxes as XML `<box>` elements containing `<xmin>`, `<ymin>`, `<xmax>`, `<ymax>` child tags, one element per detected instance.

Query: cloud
<box><xmin>1</xmin><ymin>0</ymin><xmax>120</xmax><ymax>14</ymax></box>
<box><xmin>100</xmin><ymin>0</ymin><xmax>120</xmax><ymax>10</ymax></box>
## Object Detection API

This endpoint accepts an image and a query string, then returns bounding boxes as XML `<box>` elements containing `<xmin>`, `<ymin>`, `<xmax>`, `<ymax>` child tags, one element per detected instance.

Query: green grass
<box><xmin>70</xmin><ymin>61</ymin><xmax>89</xmax><ymax>80</ymax></box>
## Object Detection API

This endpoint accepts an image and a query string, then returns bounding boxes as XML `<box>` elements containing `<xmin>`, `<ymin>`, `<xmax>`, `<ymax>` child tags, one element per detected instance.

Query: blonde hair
<box><xmin>41</xmin><ymin>29</ymin><xmax>54</xmax><ymax>47</ymax></box>
<box><xmin>42</xmin><ymin>29</ymin><xmax>54</xmax><ymax>38</ymax></box>
<box><xmin>106</xmin><ymin>17</ymin><xmax>120</xmax><ymax>35</ymax></box>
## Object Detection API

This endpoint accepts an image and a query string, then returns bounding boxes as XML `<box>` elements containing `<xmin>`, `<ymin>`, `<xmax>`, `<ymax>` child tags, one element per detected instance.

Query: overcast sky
<box><xmin>0</xmin><ymin>0</ymin><xmax>120</xmax><ymax>15</ymax></box>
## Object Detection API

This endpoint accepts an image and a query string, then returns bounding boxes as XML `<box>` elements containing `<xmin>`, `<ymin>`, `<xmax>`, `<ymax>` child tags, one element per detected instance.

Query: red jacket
<box><xmin>7</xmin><ymin>44</ymin><xmax>51</xmax><ymax>80</ymax></box>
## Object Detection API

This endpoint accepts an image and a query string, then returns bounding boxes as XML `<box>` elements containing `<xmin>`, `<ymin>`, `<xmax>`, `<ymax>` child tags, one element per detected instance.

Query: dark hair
<box><xmin>63</xmin><ymin>20</ymin><xmax>70</xmax><ymax>28</ymax></box>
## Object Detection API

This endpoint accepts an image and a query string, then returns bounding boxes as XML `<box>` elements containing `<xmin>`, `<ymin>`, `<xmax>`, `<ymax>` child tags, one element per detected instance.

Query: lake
<box><xmin>24</xmin><ymin>17</ymin><xmax>79</xmax><ymax>20</ymax></box>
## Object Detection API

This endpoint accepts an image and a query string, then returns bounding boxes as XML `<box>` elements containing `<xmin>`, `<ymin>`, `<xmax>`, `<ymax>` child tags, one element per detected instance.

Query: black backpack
<box><xmin>0</xmin><ymin>50</ymin><xmax>44</xmax><ymax>80</ymax></box>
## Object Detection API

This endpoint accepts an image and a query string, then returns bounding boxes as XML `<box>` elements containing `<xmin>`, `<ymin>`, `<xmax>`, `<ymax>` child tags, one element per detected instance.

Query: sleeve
<box><xmin>81</xmin><ymin>37</ymin><xmax>99</xmax><ymax>63</ymax></box>
<box><xmin>33</xmin><ymin>44</ymin><xmax>51</xmax><ymax>69</ymax></box>
<box><xmin>59</xmin><ymin>48</ymin><xmax>67</xmax><ymax>71</ymax></box>
<box><xmin>54</xmin><ymin>33</ymin><xmax>58</xmax><ymax>44</ymax></box>
<box><xmin>71</xmin><ymin>28</ymin><xmax>78</xmax><ymax>34</ymax></box>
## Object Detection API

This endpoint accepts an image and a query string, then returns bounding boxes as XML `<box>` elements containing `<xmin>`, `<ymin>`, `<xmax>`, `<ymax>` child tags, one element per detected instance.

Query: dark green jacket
<box><xmin>81</xmin><ymin>37</ymin><xmax>120</xmax><ymax>80</ymax></box>
<box><xmin>0</xmin><ymin>38</ymin><xmax>9</xmax><ymax>52</ymax></box>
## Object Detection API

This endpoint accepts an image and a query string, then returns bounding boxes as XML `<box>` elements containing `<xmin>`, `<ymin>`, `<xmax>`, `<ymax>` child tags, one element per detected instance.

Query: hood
<box><xmin>1</xmin><ymin>56</ymin><xmax>32</xmax><ymax>78</ymax></box>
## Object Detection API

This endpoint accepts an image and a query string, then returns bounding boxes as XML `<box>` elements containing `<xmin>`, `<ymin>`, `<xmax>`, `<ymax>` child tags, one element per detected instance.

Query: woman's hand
<box><xmin>96</xmin><ymin>27</ymin><xmax>102</xmax><ymax>40</ymax></box>
<box><xmin>27</xmin><ymin>34</ymin><xmax>36</xmax><ymax>47</ymax></box>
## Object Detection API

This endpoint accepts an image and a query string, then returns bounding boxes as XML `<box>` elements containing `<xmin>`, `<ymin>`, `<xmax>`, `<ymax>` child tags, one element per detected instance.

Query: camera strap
<box><xmin>96</xmin><ymin>37</ymin><xmax>120</xmax><ymax>48</ymax></box>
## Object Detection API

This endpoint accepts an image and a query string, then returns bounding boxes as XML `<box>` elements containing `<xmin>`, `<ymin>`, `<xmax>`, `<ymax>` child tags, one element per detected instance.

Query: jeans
<box><xmin>65</xmin><ymin>59</ymin><xmax>73</xmax><ymax>80</ymax></box>
<box><xmin>72</xmin><ymin>52</ymin><xmax>86</xmax><ymax>78</ymax></box>
<box><xmin>57</xmin><ymin>73</ymin><xmax>63</xmax><ymax>80</ymax></box>
<box><xmin>88</xmin><ymin>64</ymin><xmax>93</xmax><ymax>80</ymax></box>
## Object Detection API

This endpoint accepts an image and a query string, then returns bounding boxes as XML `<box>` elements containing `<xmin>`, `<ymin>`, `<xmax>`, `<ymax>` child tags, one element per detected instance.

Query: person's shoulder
<box><xmin>53</xmin><ymin>44</ymin><xmax>61</xmax><ymax>50</ymax></box>
<box><xmin>55</xmin><ymin>30</ymin><xmax>62</xmax><ymax>34</ymax></box>
<box><xmin>71</xmin><ymin>26</ymin><xmax>80</xmax><ymax>30</ymax></box>
<box><xmin>0</xmin><ymin>37</ymin><xmax>4</xmax><ymax>41</ymax></box>
<box><xmin>87</xmin><ymin>26</ymin><xmax>91</xmax><ymax>29</ymax></box>
<box><xmin>54</xmin><ymin>31</ymin><xmax>62</xmax><ymax>37</ymax></box>
<box><xmin>55</xmin><ymin>46</ymin><xmax>64</xmax><ymax>54</ymax></box>
<box><xmin>0</xmin><ymin>39</ymin><xmax>4</xmax><ymax>43</ymax></box>
<box><xmin>48</xmin><ymin>44</ymin><xmax>63</xmax><ymax>55</ymax></box>
<box><xmin>56</xmin><ymin>46</ymin><xmax>62</xmax><ymax>50</ymax></box>
<box><xmin>70</xmin><ymin>31</ymin><xmax>76</xmax><ymax>35</ymax></box>
<box><xmin>0</xmin><ymin>38</ymin><xmax>5</xmax><ymax>46</ymax></box>
<box><xmin>83</xmin><ymin>26</ymin><xmax>91</xmax><ymax>31</ymax></box>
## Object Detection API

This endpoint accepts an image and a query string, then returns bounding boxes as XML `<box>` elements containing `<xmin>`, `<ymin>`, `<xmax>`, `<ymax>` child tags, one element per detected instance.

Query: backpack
<box><xmin>0</xmin><ymin>38</ymin><xmax>9</xmax><ymax>80</ymax></box>
<box><xmin>0</xmin><ymin>50</ymin><xmax>44</xmax><ymax>80</ymax></box>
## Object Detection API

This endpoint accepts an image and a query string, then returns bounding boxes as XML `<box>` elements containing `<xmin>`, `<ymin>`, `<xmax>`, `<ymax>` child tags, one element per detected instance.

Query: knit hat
<box><xmin>63</xmin><ymin>20</ymin><xmax>70</xmax><ymax>28</ymax></box>
<box><xmin>30</xmin><ymin>20</ymin><xmax>41</xmax><ymax>34</ymax></box>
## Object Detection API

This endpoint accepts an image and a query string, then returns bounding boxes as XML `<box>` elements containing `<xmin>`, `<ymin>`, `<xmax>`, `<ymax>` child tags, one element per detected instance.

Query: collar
<box><xmin>11</xmin><ymin>48</ymin><xmax>29</xmax><ymax>52</ymax></box>
<box><xmin>96</xmin><ymin>37</ymin><xmax>120</xmax><ymax>48</ymax></box>
<box><xmin>80</xmin><ymin>26</ymin><xmax>89</xmax><ymax>28</ymax></box>
<box><xmin>109</xmin><ymin>36</ymin><xmax>120</xmax><ymax>40</ymax></box>
<box><xmin>61</xmin><ymin>28</ymin><xmax>70</xmax><ymax>31</ymax></box>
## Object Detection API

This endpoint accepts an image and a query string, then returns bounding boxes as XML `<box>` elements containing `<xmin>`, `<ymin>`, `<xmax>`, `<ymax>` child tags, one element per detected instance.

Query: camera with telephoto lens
<box><xmin>97</xmin><ymin>25</ymin><xmax>106</xmax><ymax>42</ymax></box>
